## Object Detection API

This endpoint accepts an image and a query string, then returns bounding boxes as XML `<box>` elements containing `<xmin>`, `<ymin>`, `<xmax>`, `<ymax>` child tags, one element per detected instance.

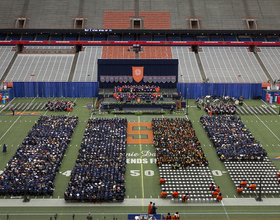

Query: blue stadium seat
<box><xmin>196</xmin><ymin>37</ymin><xmax>208</xmax><ymax>41</ymax></box>
<box><xmin>224</xmin><ymin>35</ymin><xmax>236</xmax><ymax>41</ymax></box>
<box><xmin>182</xmin><ymin>36</ymin><xmax>194</xmax><ymax>41</ymax></box>
<box><xmin>50</xmin><ymin>35</ymin><xmax>63</xmax><ymax>41</ymax></box>
<box><xmin>210</xmin><ymin>36</ymin><xmax>223</xmax><ymax>41</ymax></box>
<box><xmin>252</xmin><ymin>37</ymin><xmax>265</xmax><ymax>42</ymax></box>
<box><xmin>123</xmin><ymin>36</ymin><xmax>135</xmax><ymax>41</ymax></box>
<box><xmin>238</xmin><ymin>37</ymin><xmax>251</xmax><ymax>42</ymax></box>
<box><xmin>168</xmin><ymin>37</ymin><xmax>180</xmax><ymax>41</ymax></box>
<box><xmin>21</xmin><ymin>35</ymin><xmax>34</xmax><ymax>41</ymax></box>
<box><xmin>0</xmin><ymin>34</ymin><xmax>6</xmax><ymax>40</ymax></box>
<box><xmin>7</xmin><ymin>35</ymin><xmax>20</xmax><ymax>40</ymax></box>
<box><xmin>154</xmin><ymin>36</ymin><xmax>165</xmax><ymax>41</ymax></box>
<box><xmin>95</xmin><ymin>36</ymin><xmax>106</xmax><ymax>41</ymax></box>
<box><xmin>108</xmin><ymin>36</ymin><xmax>120</xmax><ymax>41</ymax></box>
<box><xmin>65</xmin><ymin>34</ymin><xmax>77</xmax><ymax>41</ymax></box>
<box><xmin>267</xmin><ymin>37</ymin><xmax>279</xmax><ymax>42</ymax></box>
<box><xmin>139</xmin><ymin>36</ymin><xmax>151</xmax><ymax>41</ymax></box>
<box><xmin>36</xmin><ymin>35</ymin><xmax>49</xmax><ymax>41</ymax></box>
<box><xmin>79</xmin><ymin>35</ymin><xmax>92</xmax><ymax>41</ymax></box>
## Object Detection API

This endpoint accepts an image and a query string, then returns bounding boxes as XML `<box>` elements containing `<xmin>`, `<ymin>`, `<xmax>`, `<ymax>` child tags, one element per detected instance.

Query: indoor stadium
<box><xmin>0</xmin><ymin>0</ymin><xmax>280</xmax><ymax>219</ymax></box>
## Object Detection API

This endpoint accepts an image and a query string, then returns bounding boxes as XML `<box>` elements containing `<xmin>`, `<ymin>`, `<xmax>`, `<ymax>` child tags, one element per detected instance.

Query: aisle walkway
<box><xmin>0</xmin><ymin>198</ymin><xmax>279</xmax><ymax>207</ymax></box>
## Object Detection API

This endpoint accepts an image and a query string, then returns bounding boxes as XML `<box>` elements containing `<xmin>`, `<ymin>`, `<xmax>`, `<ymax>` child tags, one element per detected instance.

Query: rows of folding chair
<box><xmin>224</xmin><ymin>158</ymin><xmax>280</xmax><ymax>195</ymax></box>
<box><xmin>159</xmin><ymin>164</ymin><xmax>217</xmax><ymax>201</ymax></box>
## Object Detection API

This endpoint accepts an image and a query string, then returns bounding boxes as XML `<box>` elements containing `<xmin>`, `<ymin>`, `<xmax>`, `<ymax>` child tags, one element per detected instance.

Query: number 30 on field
<box><xmin>130</xmin><ymin>170</ymin><xmax>154</xmax><ymax>176</ymax></box>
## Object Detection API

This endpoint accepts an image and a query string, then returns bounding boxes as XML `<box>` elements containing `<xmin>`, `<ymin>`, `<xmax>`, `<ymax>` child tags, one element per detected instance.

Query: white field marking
<box><xmin>261</xmin><ymin>99</ymin><xmax>280</xmax><ymax>117</ymax></box>
<box><xmin>0</xmin><ymin>98</ymin><xmax>15</xmax><ymax>114</ymax></box>
<box><xmin>138</xmin><ymin>116</ymin><xmax>145</xmax><ymax>203</ymax></box>
<box><xmin>0</xmin><ymin>97</ymin><xmax>36</xmax><ymax>141</ymax></box>
<box><xmin>221</xmin><ymin>200</ymin><xmax>230</xmax><ymax>220</ymax></box>
<box><xmin>1</xmin><ymin>212</ymin><xmax>280</xmax><ymax>216</ymax></box>
<box><xmin>244</xmin><ymin>101</ymin><xmax>280</xmax><ymax>142</ymax></box>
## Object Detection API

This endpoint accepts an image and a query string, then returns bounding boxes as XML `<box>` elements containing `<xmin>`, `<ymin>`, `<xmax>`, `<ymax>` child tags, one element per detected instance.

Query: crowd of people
<box><xmin>64</xmin><ymin>118</ymin><xmax>127</xmax><ymax>202</ymax></box>
<box><xmin>45</xmin><ymin>100</ymin><xmax>76</xmax><ymax>112</ymax></box>
<box><xmin>204</xmin><ymin>104</ymin><xmax>237</xmax><ymax>115</ymax></box>
<box><xmin>0</xmin><ymin>115</ymin><xmax>78</xmax><ymax>196</ymax></box>
<box><xmin>152</xmin><ymin>118</ymin><xmax>209</xmax><ymax>168</ymax></box>
<box><xmin>200</xmin><ymin>115</ymin><xmax>267</xmax><ymax>161</ymax></box>
<box><xmin>113</xmin><ymin>92</ymin><xmax>163</xmax><ymax>102</ymax></box>
<box><xmin>114</xmin><ymin>85</ymin><xmax>160</xmax><ymax>93</ymax></box>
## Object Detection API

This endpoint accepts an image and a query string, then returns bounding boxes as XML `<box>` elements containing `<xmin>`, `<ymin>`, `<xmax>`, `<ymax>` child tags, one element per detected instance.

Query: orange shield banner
<box><xmin>132</xmin><ymin>66</ymin><xmax>144</xmax><ymax>82</ymax></box>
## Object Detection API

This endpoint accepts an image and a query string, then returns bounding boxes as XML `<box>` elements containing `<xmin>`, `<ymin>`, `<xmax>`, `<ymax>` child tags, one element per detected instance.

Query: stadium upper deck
<box><xmin>0</xmin><ymin>0</ymin><xmax>280</xmax><ymax>31</ymax></box>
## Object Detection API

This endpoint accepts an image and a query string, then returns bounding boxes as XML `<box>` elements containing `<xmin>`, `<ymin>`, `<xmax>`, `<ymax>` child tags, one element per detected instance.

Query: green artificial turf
<box><xmin>0</xmin><ymin>98</ymin><xmax>280</xmax><ymax>220</ymax></box>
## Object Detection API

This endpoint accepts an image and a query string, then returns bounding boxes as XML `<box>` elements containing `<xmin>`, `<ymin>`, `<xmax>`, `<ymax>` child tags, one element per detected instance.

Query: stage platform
<box><xmin>99</xmin><ymin>88</ymin><xmax>178</xmax><ymax>95</ymax></box>
<box><xmin>99</xmin><ymin>88</ymin><xmax>186</xmax><ymax>112</ymax></box>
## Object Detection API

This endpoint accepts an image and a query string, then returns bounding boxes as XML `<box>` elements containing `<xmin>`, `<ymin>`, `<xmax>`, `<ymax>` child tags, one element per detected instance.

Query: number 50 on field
<box><xmin>130</xmin><ymin>170</ymin><xmax>154</xmax><ymax>176</ymax></box>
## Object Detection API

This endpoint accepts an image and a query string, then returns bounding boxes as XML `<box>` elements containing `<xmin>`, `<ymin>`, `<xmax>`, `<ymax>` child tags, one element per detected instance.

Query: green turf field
<box><xmin>0</xmin><ymin>97</ymin><xmax>280</xmax><ymax>220</ymax></box>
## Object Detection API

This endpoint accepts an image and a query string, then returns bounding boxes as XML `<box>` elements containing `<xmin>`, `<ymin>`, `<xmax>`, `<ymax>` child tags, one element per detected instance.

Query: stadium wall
<box><xmin>12</xmin><ymin>82</ymin><xmax>98</xmax><ymax>98</ymax></box>
<box><xmin>177</xmin><ymin>83</ymin><xmax>262</xmax><ymax>99</ymax></box>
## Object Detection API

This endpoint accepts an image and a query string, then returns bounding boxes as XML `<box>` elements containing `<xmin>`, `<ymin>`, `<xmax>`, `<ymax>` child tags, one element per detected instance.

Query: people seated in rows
<box><xmin>204</xmin><ymin>104</ymin><xmax>236</xmax><ymax>115</ymax></box>
<box><xmin>212</xmin><ymin>189</ymin><xmax>219</xmax><ymax>198</ymax></box>
<box><xmin>248</xmin><ymin>182</ymin><xmax>256</xmax><ymax>191</ymax></box>
<box><xmin>172</xmin><ymin>212</ymin><xmax>180</xmax><ymax>220</ymax></box>
<box><xmin>161</xmin><ymin>189</ymin><xmax>167</xmax><ymax>198</ymax></box>
<box><xmin>113</xmin><ymin>93</ymin><xmax>160</xmax><ymax>102</ymax></box>
<box><xmin>159</xmin><ymin>177</ymin><xmax>165</xmax><ymax>184</ymax></box>
<box><xmin>165</xmin><ymin>213</ymin><xmax>172</xmax><ymax>220</ymax></box>
<box><xmin>200</xmin><ymin>115</ymin><xmax>267</xmax><ymax>162</ymax></box>
<box><xmin>216</xmin><ymin>193</ymin><xmax>223</xmax><ymax>202</ymax></box>
<box><xmin>172</xmin><ymin>189</ymin><xmax>179</xmax><ymax>198</ymax></box>
<box><xmin>240</xmin><ymin>179</ymin><xmax>247</xmax><ymax>187</ymax></box>
<box><xmin>64</xmin><ymin>118</ymin><xmax>127</xmax><ymax>202</ymax></box>
<box><xmin>182</xmin><ymin>193</ymin><xmax>188</xmax><ymax>202</ymax></box>
<box><xmin>0</xmin><ymin>116</ymin><xmax>78</xmax><ymax>197</ymax></box>
<box><xmin>114</xmin><ymin>85</ymin><xmax>160</xmax><ymax>93</ymax></box>
<box><xmin>153</xmin><ymin>118</ymin><xmax>209</xmax><ymax>167</ymax></box>
<box><xmin>46</xmin><ymin>100</ymin><xmax>76</xmax><ymax>112</ymax></box>
<box><xmin>237</xmin><ymin>186</ymin><xmax>243</xmax><ymax>194</ymax></box>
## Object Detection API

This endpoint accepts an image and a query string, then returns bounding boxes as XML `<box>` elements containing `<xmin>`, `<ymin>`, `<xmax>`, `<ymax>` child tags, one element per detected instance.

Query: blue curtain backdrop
<box><xmin>177</xmin><ymin>83</ymin><xmax>262</xmax><ymax>99</ymax></box>
<box><xmin>13</xmin><ymin>82</ymin><xmax>98</xmax><ymax>98</ymax></box>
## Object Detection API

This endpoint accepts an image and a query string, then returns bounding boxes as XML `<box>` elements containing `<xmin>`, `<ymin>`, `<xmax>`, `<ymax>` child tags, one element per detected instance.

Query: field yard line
<box><xmin>1</xmin><ymin>212</ymin><xmax>280</xmax><ymax>216</ymax></box>
<box><xmin>138</xmin><ymin>116</ymin><xmax>145</xmax><ymax>204</ymax></box>
<box><xmin>0</xmin><ymin>98</ymin><xmax>15</xmax><ymax>114</ymax></box>
<box><xmin>221</xmin><ymin>201</ymin><xmax>230</xmax><ymax>219</ymax></box>
<box><xmin>244</xmin><ymin>102</ymin><xmax>280</xmax><ymax>142</ymax></box>
<box><xmin>0</xmin><ymin>97</ymin><xmax>36</xmax><ymax>141</ymax></box>
<box><xmin>261</xmin><ymin>100</ymin><xmax>280</xmax><ymax>117</ymax></box>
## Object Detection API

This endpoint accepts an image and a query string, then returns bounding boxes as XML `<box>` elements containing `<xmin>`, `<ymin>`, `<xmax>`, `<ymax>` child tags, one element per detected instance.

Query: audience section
<box><xmin>153</xmin><ymin>118</ymin><xmax>216</xmax><ymax>201</ymax></box>
<box><xmin>200</xmin><ymin>115</ymin><xmax>279</xmax><ymax>195</ymax></box>
<box><xmin>153</xmin><ymin>118</ymin><xmax>209</xmax><ymax>167</ymax></box>
<box><xmin>200</xmin><ymin>115</ymin><xmax>267</xmax><ymax>161</ymax></box>
<box><xmin>65</xmin><ymin>118</ymin><xmax>127</xmax><ymax>202</ymax></box>
<box><xmin>0</xmin><ymin>116</ymin><xmax>78</xmax><ymax>196</ymax></box>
